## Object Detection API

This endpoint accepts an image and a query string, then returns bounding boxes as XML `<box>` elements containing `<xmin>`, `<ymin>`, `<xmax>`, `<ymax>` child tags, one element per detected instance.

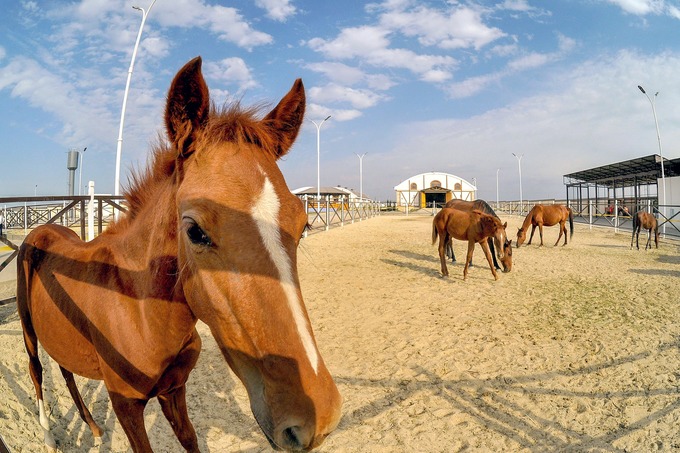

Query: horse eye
<box><xmin>186</xmin><ymin>222</ymin><xmax>212</xmax><ymax>246</ymax></box>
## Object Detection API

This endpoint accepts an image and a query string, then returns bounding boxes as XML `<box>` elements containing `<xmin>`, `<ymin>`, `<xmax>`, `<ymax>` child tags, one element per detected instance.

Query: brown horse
<box><xmin>432</xmin><ymin>208</ymin><xmax>507</xmax><ymax>280</ymax></box>
<box><xmin>445</xmin><ymin>199</ymin><xmax>512</xmax><ymax>272</ymax></box>
<box><xmin>16</xmin><ymin>57</ymin><xmax>341</xmax><ymax>452</ymax></box>
<box><xmin>631</xmin><ymin>211</ymin><xmax>659</xmax><ymax>250</ymax></box>
<box><xmin>516</xmin><ymin>204</ymin><xmax>574</xmax><ymax>247</ymax></box>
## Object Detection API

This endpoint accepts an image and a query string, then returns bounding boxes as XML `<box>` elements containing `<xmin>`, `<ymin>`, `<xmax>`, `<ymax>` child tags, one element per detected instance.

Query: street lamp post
<box><xmin>354</xmin><ymin>152</ymin><xmax>367</xmax><ymax>201</ymax></box>
<box><xmin>512</xmin><ymin>153</ymin><xmax>523</xmax><ymax>214</ymax></box>
<box><xmin>78</xmin><ymin>147</ymin><xmax>87</xmax><ymax>196</ymax></box>
<box><xmin>311</xmin><ymin>116</ymin><xmax>331</xmax><ymax>201</ymax></box>
<box><xmin>638</xmin><ymin>85</ymin><xmax>666</xmax><ymax>235</ymax></box>
<box><xmin>115</xmin><ymin>0</ymin><xmax>157</xmax><ymax>198</ymax></box>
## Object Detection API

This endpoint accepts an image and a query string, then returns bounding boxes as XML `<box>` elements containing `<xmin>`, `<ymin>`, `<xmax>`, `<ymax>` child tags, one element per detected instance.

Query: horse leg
<box><xmin>438</xmin><ymin>233</ymin><xmax>449</xmax><ymax>276</ymax></box>
<box><xmin>630</xmin><ymin>227</ymin><xmax>635</xmax><ymax>249</ymax></box>
<box><xmin>538</xmin><ymin>224</ymin><xmax>545</xmax><ymax>247</ymax></box>
<box><xmin>527</xmin><ymin>225</ymin><xmax>537</xmax><ymax>245</ymax></box>
<box><xmin>158</xmin><ymin>386</ymin><xmax>199</xmax><ymax>452</ymax></box>
<box><xmin>645</xmin><ymin>229</ymin><xmax>652</xmax><ymax>250</ymax></box>
<box><xmin>488</xmin><ymin>237</ymin><xmax>500</xmax><ymax>270</ymax></box>
<box><xmin>19</xmin><ymin>317</ymin><xmax>57</xmax><ymax>451</ymax></box>
<box><xmin>110</xmin><ymin>393</ymin><xmax>152</xmax><ymax>452</ymax></box>
<box><xmin>480</xmin><ymin>241</ymin><xmax>499</xmax><ymax>281</ymax></box>
<box><xmin>59</xmin><ymin>366</ymin><xmax>103</xmax><ymax>440</ymax></box>
<box><xmin>446</xmin><ymin>235</ymin><xmax>456</xmax><ymax>263</ymax></box>
<box><xmin>463</xmin><ymin>240</ymin><xmax>475</xmax><ymax>280</ymax></box>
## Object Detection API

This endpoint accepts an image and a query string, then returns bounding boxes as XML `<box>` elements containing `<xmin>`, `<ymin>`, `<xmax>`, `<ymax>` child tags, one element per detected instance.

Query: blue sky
<box><xmin>1</xmin><ymin>0</ymin><xmax>680</xmax><ymax>202</ymax></box>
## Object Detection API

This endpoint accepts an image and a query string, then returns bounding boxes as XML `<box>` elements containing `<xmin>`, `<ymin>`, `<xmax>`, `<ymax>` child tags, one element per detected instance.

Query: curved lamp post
<box><xmin>114</xmin><ymin>0</ymin><xmax>157</xmax><ymax>197</ymax></box>
<box><xmin>78</xmin><ymin>147</ymin><xmax>87</xmax><ymax>196</ymax></box>
<box><xmin>311</xmin><ymin>116</ymin><xmax>331</xmax><ymax>200</ymax></box>
<box><xmin>638</xmin><ymin>85</ymin><xmax>666</xmax><ymax>235</ymax></box>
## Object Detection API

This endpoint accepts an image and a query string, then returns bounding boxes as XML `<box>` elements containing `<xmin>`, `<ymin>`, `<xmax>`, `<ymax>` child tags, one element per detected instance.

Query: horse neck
<box><xmin>521</xmin><ymin>211</ymin><xmax>534</xmax><ymax>230</ymax></box>
<box><xmin>105</xmin><ymin>179</ymin><xmax>182</xmax><ymax>291</ymax></box>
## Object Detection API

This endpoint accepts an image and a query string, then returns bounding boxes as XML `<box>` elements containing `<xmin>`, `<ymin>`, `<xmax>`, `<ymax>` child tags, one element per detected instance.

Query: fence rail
<box><xmin>489</xmin><ymin>198</ymin><xmax>680</xmax><ymax>240</ymax></box>
<box><xmin>299</xmin><ymin>196</ymin><xmax>382</xmax><ymax>235</ymax></box>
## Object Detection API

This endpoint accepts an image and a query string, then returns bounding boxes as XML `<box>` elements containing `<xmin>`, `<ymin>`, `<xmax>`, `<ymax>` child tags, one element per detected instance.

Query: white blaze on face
<box><xmin>251</xmin><ymin>176</ymin><xmax>319</xmax><ymax>374</ymax></box>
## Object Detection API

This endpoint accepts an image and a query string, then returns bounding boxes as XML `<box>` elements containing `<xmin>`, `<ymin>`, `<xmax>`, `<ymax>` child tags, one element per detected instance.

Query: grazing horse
<box><xmin>432</xmin><ymin>208</ymin><xmax>507</xmax><ymax>280</ymax></box>
<box><xmin>516</xmin><ymin>204</ymin><xmax>573</xmax><ymax>247</ymax></box>
<box><xmin>16</xmin><ymin>57</ymin><xmax>341</xmax><ymax>452</ymax></box>
<box><xmin>444</xmin><ymin>199</ymin><xmax>512</xmax><ymax>272</ymax></box>
<box><xmin>631</xmin><ymin>211</ymin><xmax>659</xmax><ymax>250</ymax></box>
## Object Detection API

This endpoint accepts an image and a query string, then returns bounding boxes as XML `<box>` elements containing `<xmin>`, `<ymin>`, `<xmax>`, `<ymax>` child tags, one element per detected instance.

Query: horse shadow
<box><xmin>629</xmin><ymin>268</ymin><xmax>680</xmax><ymax>278</ymax></box>
<box><xmin>388</xmin><ymin>249</ymin><xmax>434</xmax><ymax>263</ymax></box>
<box><xmin>333</xmin><ymin>339</ymin><xmax>680</xmax><ymax>451</ymax></box>
<box><xmin>657</xmin><ymin>254</ymin><xmax>680</xmax><ymax>265</ymax></box>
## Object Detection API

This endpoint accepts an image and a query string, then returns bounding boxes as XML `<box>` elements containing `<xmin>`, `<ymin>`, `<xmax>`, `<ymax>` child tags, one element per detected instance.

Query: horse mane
<box><xmin>118</xmin><ymin>102</ymin><xmax>277</xmax><ymax>223</ymax></box>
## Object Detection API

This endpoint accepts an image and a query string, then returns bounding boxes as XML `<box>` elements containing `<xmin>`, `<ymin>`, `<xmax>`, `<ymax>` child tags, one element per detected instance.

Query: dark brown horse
<box><xmin>17</xmin><ymin>57</ymin><xmax>341</xmax><ymax>452</ymax></box>
<box><xmin>516</xmin><ymin>204</ymin><xmax>574</xmax><ymax>247</ymax></box>
<box><xmin>631</xmin><ymin>211</ymin><xmax>659</xmax><ymax>250</ymax></box>
<box><xmin>445</xmin><ymin>199</ymin><xmax>512</xmax><ymax>272</ymax></box>
<box><xmin>432</xmin><ymin>208</ymin><xmax>507</xmax><ymax>280</ymax></box>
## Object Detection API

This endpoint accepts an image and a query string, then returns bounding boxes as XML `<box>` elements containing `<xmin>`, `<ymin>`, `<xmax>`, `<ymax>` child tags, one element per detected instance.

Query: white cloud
<box><xmin>305</xmin><ymin>62</ymin><xmax>366</xmax><ymax>85</ymax></box>
<box><xmin>255</xmin><ymin>0</ymin><xmax>296</xmax><ymax>21</ymax></box>
<box><xmin>0</xmin><ymin>57</ymin><xmax>122</xmax><ymax>149</ymax></box>
<box><xmin>387</xmin><ymin>50</ymin><xmax>680</xmax><ymax>200</ymax></box>
<box><xmin>308</xmin><ymin>26</ymin><xmax>391</xmax><ymax>60</ymax></box>
<box><xmin>379</xmin><ymin>3</ymin><xmax>506</xmax><ymax>50</ymax></box>
<box><xmin>447</xmin><ymin>33</ymin><xmax>576</xmax><ymax>99</ymax></box>
<box><xmin>605</xmin><ymin>0</ymin><xmax>665</xmax><ymax>15</ymax></box>
<box><xmin>309</xmin><ymin>83</ymin><xmax>384</xmax><ymax>109</ymax></box>
<box><xmin>307</xmin><ymin>103</ymin><xmax>363</xmax><ymax>122</ymax></box>
<box><xmin>305</xmin><ymin>62</ymin><xmax>398</xmax><ymax>91</ymax></box>
<box><xmin>204</xmin><ymin>58</ymin><xmax>258</xmax><ymax>93</ymax></box>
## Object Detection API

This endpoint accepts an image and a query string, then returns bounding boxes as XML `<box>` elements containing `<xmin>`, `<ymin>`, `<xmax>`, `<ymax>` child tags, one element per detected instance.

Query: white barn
<box><xmin>394</xmin><ymin>172</ymin><xmax>476</xmax><ymax>210</ymax></box>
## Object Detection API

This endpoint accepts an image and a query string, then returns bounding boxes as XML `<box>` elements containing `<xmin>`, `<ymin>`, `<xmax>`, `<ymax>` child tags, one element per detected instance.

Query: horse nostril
<box><xmin>280</xmin><ymin>425</ymin><xmax>311</xmax><ymax>451</ymax></box>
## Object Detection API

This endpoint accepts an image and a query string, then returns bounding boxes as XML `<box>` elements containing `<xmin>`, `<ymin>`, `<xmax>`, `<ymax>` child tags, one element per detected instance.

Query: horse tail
<box><xmin>568</xmin><ymin>207</ymin><xmax>574</xmax><ymax>239</ymax></box>
<box><xmin>432</xmin><ymin>219</ymin><xmax>438</xmax><ymax>245</ymax></box>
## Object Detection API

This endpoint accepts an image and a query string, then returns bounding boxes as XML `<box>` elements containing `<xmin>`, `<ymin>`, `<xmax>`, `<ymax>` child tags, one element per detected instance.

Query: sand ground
<box><xmin>1</xmin><ymin>213</ymin><xmax>680</xmax><ymax>452</ymax></box>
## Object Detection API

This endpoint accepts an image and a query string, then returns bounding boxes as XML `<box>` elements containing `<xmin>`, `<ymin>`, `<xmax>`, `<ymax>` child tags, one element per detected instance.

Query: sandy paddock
<box><xmin>1</xmin><ymin>212</ymin><xmax>680</xmax><ymax>452</ymax></box>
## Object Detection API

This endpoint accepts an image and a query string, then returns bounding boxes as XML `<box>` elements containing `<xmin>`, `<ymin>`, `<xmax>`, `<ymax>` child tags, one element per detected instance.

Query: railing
<box><xmin>490</xmin><ymin>199</ymin><xmax>680</xmax><ymax>240</ymax></box>
<box><xmin>299</xmin><ymin>196</ymin><xmax>382</xmax><ymax>235</ymax></box>
<box><xmin>0</xmin><ymin>195</ymin><xmax>127</xmax><ymax>303</ymax></box>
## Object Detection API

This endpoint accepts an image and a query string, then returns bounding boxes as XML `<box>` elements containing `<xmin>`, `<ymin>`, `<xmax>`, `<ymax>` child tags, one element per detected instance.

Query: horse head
<box><xmin>494</xmin><ymin>221</ymin><xmax>509</xmax><ymax>261</ymax></box>
<box><xmin>516</xmin><ymin>227</ymin><xmax>526</xmax><ymax>247</ymax></box>
<box><xmin>168</xmin><ymin>57</ymin><xmax>341</xmax><ymax>450</ymax></box>
<box><xmin>500</xmin><ymin>238</ymin><xmax>513</xmax><ymax>272</ymax></box>
<box><xmin>479</xmin><ymin>213</ymin><xmax>507</xmax><ymax>261</ymax></box>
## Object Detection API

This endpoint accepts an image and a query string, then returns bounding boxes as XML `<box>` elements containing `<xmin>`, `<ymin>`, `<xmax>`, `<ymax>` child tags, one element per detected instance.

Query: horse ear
<box><xmin>503</xmin><ymin>222</ymin><xmax>508</xmax><ymax>229</ymax></box>
<box><xmin>165</xmin><ymin>56</ymin><xmax>210</xmax><ymax>158</ymax></box>
<box><xmin>262</xmin><ymin>79</ymin><xmax>306</xmax><ymax>159</ymax></box>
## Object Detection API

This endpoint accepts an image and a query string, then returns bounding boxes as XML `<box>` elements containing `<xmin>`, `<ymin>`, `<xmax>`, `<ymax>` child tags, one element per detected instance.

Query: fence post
<box><xmin>588</xmin><ymin>200</ymin><xmax>592</xmax><ymax>230</ymax></box>
<box><xmin>340</xmin><ymin>196</ymin><xmax>345</xmax><ymax>227</ymax></box>
<box><xmin>303</xmin><ymin>197</ymin><xmax>308</xmax><ymax>238</ymax></box>
<box><xmin>87</xmin><ymin>181</ymin><xmax>95</xmax><ymax>241</ymax></box>
<box><xmin>325</xmin><ymin>196</ymin><xmax>330</xmax><ymax>231</ymax></box>
<box><xmin>614</xmin><ymin>200</ymin><xmax>619</xmax><ymax>233</ymax></box>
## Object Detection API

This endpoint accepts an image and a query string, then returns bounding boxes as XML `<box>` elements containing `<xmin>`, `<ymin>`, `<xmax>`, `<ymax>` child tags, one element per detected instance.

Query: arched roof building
<box><xmin>394</xmin><ymin>172</ymin><xmax>476</xmax><ymax>210</ymax></box>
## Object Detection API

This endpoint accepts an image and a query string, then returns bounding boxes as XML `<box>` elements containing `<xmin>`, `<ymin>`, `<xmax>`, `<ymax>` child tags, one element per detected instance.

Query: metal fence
<box><xmin>299</xmin><ymin>195</ymin><xmax>382</xmax><ymax>236</ymax></box>
<box><xmin>489</xmin><ymin>198</ymin><xmax>680</xmax><ymax>240</ymax></box>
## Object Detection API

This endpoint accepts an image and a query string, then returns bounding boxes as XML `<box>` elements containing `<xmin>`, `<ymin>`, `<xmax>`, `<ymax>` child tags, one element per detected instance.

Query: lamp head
<box><xmin>638</xmin><ymin>85</ymin><xmax>646</xmax><ymax>94</ymax></box>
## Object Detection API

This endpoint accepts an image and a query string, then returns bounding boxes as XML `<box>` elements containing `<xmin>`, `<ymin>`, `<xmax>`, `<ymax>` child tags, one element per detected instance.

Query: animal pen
<box><xmin>564</xmin><ymin>154</ymin><xmax>680</xmax><ymax>238</ymax></box>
